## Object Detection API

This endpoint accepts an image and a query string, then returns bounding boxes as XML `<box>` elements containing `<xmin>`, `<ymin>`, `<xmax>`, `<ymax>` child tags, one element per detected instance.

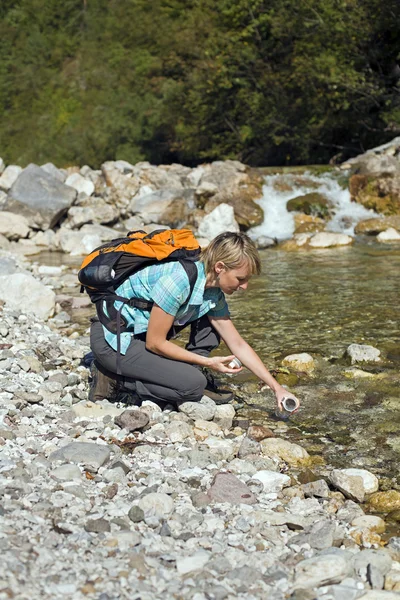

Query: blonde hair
<box><xmin>201</xmin><ymin>232</ymin><xmax>261</xmax><ymax>276</ymax></box>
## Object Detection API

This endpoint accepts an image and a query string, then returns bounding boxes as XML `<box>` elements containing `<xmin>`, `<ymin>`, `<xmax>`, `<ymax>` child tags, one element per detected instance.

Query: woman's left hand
<box><xmin>274</xmin><ymin>388</ymin><xmax>300</xmax><ymax>413</ymax></box>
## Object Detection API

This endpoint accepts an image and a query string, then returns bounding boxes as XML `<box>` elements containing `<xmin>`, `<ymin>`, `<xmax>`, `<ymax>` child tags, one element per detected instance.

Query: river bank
<box><xmin>1</xmin><ymin>145</ymin><xmax>400</xmax><ymax>598</ymax></box>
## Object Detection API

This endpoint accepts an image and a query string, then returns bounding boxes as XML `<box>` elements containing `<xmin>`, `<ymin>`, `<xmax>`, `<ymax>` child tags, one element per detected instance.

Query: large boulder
<box><xmin>0</xmin><ymin>273</ymin><xmax>56</xmax><ymax>319</ymax></box>
<box><xmin>355</xmin><ymin>215</ymin><xmax>400</xmax><ymax>234</ymax></box>
<box><xmin>349</xmin><ymin>174</ymin><xmax>400</xmax><ymax>216</ymax></box>
<box><xmin>197</xmin><ymin>203</ymin><xmax>239</xmax><ymax>240</ymax></box>
<box><xmin>129</xmin><ymin>189</ymin><xmax>194</xmax><ymax>227</ymax></box>
<box><xmin>5</xmin><ymin>164</ymin><xmax>77</xmax><ymax>229</ymax></box>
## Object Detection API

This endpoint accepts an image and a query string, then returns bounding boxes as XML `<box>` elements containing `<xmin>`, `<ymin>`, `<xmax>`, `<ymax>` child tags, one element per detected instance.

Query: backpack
<box><xmin>78</xmin><ymin>228</ymin><xmax>201</xmax><ymax>371</ymax></box>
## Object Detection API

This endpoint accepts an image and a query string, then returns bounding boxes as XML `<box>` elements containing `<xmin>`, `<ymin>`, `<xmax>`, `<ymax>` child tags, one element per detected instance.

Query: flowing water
<box><xmin>37</xmin><ymin>169</ymin><xmax>400</xmax><ymax>489</ymax></box>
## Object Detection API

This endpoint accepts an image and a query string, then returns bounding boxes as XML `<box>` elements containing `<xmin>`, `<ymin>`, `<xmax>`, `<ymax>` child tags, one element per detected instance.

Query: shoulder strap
<box><xmin>178</xmin><ymin>259</ymin><xmax>198</xmax><ymax>304</ymax></box>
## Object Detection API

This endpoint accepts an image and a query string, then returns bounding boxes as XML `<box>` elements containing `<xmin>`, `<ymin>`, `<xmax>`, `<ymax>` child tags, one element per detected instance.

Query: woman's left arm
<box><xmin>209</xmin><ymin>315</ymin><xmax>300</xmax><ymax>411</ymax></box>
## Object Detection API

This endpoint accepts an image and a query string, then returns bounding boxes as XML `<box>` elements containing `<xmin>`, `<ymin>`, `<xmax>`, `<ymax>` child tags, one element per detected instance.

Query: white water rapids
<box><xmin>249</xmin><ymin>170</ymin><xmax>377</xmax><ymax>241</ymax></box>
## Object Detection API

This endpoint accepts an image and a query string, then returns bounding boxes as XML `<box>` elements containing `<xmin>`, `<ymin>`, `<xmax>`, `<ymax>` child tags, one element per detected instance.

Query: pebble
<box><xmin>114</xmin><ymin>409</ymin><xmax>149</xmax><ymax>431</ymax></box>
<box><xmin>49</xmin><ymin>441</ymin><xmax>111</xmax><ymax>471</ymax></box>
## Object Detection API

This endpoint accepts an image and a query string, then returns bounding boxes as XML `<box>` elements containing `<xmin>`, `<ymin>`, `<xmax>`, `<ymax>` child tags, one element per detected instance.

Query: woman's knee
<box><xmin>175</xmin><ymin>368</ymin><xmax>207</xmax><ymax>402</ymax></box>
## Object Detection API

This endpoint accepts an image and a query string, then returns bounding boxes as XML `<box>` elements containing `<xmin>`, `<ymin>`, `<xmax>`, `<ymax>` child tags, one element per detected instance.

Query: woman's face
<box><xmin>216</xmin><ymin>260</ymin><xmax>251</xmax><ymax>295</ymax></box>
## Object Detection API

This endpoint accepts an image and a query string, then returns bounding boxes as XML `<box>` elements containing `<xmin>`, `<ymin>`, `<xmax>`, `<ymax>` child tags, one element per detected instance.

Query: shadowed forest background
<box><xmin>0</xmin><ymin>0</ymin><xmax>399</xmax><ymax>168</ymax></box>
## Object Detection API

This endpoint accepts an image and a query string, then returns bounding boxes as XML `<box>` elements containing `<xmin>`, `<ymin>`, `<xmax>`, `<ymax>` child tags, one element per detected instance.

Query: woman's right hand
<box><xmin>206</xmin><ymin>355</ymin><xmax>243</xmax><ymax>374</ymax></box>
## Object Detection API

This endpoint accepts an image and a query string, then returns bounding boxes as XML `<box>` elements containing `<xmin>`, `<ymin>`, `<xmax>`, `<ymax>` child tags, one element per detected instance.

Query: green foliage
<box><xmin>0</xmin><ymin>0</ymin><xmax>399</xmax><ymax>167</ymax></box>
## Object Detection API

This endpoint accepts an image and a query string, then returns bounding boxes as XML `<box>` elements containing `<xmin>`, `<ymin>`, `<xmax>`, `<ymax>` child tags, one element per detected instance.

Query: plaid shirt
<box><xmin>103</xmin><ymin>260</ymin><xmax>229</xmax><ymax>354</ymax></box>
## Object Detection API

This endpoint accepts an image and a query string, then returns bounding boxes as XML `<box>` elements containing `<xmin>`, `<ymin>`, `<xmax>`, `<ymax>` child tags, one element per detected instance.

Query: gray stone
<box><xmin>138</xmin><ymin>493</ymin><xmax>174</xmax><ymax>519</ymax></box>
<box><xmin>293</xmin><ymin>554</ymin><xmax>351</xmax><ymax>589</ymax></box>
<box><xmin>0</xmin><ymin>165</ymin><xmax>22</xmax><ymax>191</ymax></box>
<box><xmin>352</xmin><ymin>549</ymin><xmax>392</xmax><ymax>577</ymax></box>
<box><xmin>128</xmin><ymin>505</ymin><xmax>145</xmax><ymax>523</ymax></box>
<box><xmin>49</xmin><ymin>442</ymin><xmax>110</xmax><ymax>471</ymax></box>
<box><xmin>84</xmin><ymin>518</ymin><xmax>111</xmax><ymax>533</ymax></box>
<box><xmin>114</xmin><ymin>409</ymin><xmax>149</xmax><ymax>432</ymax></box>
<box><xmin>51</xmin><ymin>464</ymin><xmax>82</xmax><ymax>481</ymax></box>
<box><xmin>197</xmin><ymin>203</ymin><xmax>239</xmax><ymax>240</ymax></box>
<box><xmin>329</xmin><ymin>469</ymin><xmax>366</xmax><ymax>503</ymax></box>
<box><xmin>238</xmin><ymin>435</ymin><xmax>261</xmax><ymax>458</ymax></box>
<box><xmin>336</xmin><ymin>500</ymin><xmax>365</xmax><ymax>523</ymax></box>
<box><xmin>178</xmin><ymin>396</ymin><xmax>216</xmax><ymax>421</ymax></box>
<box><xmin>367</xmin><ymin>564</ymin><xmax>384</xmax><ymax>589</ymax></box>
<box><xmin>294</xmin><ymin>520</ymin><xmax>336</xmax><ymax>550</ymax></box>
<box><xmin>5</xmin><ymin>164</ymin><xmax>77</xmax><ymax>229</ymax></box>
<box><xmin>207</xmin><ymin>472</ymin><xmax>256</xmax><ymax>505</ymax></box>
<box><xmin>0</xmin><ymin>212</ymin><xmax>30</xmax><ymax>240</ymax></box>
<box><xmin>302</xmin><ymin>479</ymin><xmax>331</xmax><ymax>498</ymax></box>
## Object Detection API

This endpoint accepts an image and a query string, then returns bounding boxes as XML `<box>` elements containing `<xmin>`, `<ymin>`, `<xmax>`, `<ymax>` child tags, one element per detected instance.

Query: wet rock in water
<box><xmin>301</xmin><ymin>479</ymin><xmax>330</xmax><ymax>498</ymax></box>
<box><xmin>207</xmin><ymin>472</ymin><xmax>256</xmax><ymax>505</ymax></box>
<box><xmin>252</xmin><ymin>470</ymin><xmax>290</xmax><ymax>493</ymax></box>
<box><xmin>351</xmin><ymin>515</ymin><xmax>386</xmax><ymax>534</ymax></box>
<box><xmin>329</xmin><ymin>469</ymin><xmax>368</xmax><ymax>503</ymax></box>
<box><xmin>49</xmin><ymin>442</ymin><xmax>110</xmax><ymax>471</ymax></box>
<box><xmin>138</xmin><ymin>492</ymin><xmax>174</xmax><ymax>519</ymax></box>
<box><xmin>282</xmin><ymin>352</ymin><xmax>315</xmax><ymax>374</ymax></box>
<box><xmin>260</xmin><ymin>438</ymin><xmax>311</xmax><ymax>467</ymax></box>
<box><xmin>377</xmin><ymin>227</ymin><xmax>400</xmax><ymax>242</ymax></box>
<box><xmin>308</xmin><ymin>232</ymin><xmax>353</xmax><ymax>248</ymax></box>
<box><xmin>367</xmin><ymin>491</ymin><xmax>400</xmax><ymax>513</ymax></box>
<box><xmin>293</xmin><ymin>553</ymin><xmax>351</xmax><ymax>589</ymax></box>
<box><xmin>84</xmin><ymin>518</ymin><xmax>111</xmax><ymax>533</ymax></box>
<box><xmin>114</xmin><ymin>409</ymin><xmax>149</xmax><ymax>431</ymax></box>
<box><xmin>346</xmin><ymin>343</ymin><xmax>381</xmax><ymax>364</ymax></box>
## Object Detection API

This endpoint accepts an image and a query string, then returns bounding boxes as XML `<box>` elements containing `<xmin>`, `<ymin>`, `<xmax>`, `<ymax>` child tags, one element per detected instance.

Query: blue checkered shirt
<box><xmin>102</xmin><ymin>260</ymin><xmax>229</xmax><ymax>354</ymax></box>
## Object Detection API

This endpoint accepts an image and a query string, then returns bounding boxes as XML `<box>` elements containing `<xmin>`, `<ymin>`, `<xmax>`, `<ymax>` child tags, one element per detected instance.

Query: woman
<box><xmin>89</xmin><ymin>231</ymin><xmax>300</xmax><ymax>413</ymax></box>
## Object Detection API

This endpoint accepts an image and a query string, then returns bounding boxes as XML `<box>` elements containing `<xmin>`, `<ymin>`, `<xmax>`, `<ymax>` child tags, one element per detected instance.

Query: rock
<box><xmin>352</xmin><ymin>549</ymin><xmax>392</xmax><ymax>577</ymax></box>
<box><xmin>282</xmin><ymin>352</ymin><xmax>315</xmax><ymax>374</ymax></box>
<box><xmin>130</xmin><ymin>189</ymin><xmax>194</xmax><ymax>227</ymax></box>
<box><xmin>302</xmin><ymin>479</ymin><xmax>331</xmax><ymax>498</ymax></box>
<box><xmin>238</xmin><ymin>435</ymin><xmax>261</xmax><ymax>458</ymax></box>
<box><xmin>308</xmin><ymin>232</ymin><xmax>353</xmax><ymax>248</ymax></box>
<box><xmin>114</xmin><ymin>409</ymin><xmax>149</xmax><ymax>432</ymax></box>
<box><xmin>41</xmin><ymin>162</ymin><xmax>67</xmax><ymax>181</ymax></box>
<box><xmin>178</xmin><ymin>396</ymin><xmax>216</xmax><ymax>421</ymax></box>
<box><xmin>346</xmin><ymin>344</ymin><xmax>381</xmax><ymax>364</ymax></box>
<box><xmin>206</xmin><ymin>472</ymin><xmax>256</xmax><ymax>505</ymax></box>
<box><xmin>176</xmin><ymin>551</ymin><xmax>210</xmax><ymax>575</ymax></box>
<box><xmin>213</xmin><ymin>404</ymin><xmax>235</xmax><ymax>429</ymax></box>
<box><xmin>65</xmin><ymin>173</ymin><xmax>95</xmax><ymax>197</ymax></box>
<box><xmin>293</xmin><ymin>520</ymin><xmax>336</xmax><ymax>550</ymax></box>
<box><xmin>193</xmin><ymin>420</ymin><xmax>222</xmax><ymax>441</ymax></box>
<box><xmin>355</xmin><ymin>215</ymin><xmax>400</xmax><ymax>234</ymax></box>
<box><xmin>49</xmin><ymin>442</ymin><xmax>110</xmax><ymax>471</ymax></box>
<box><xmin>352</xmin><ymin>515</ymin><xmax>386</xmax><ymax>534</ymax></box>
<box><xmin>128</xmin><ymin>505</ymin><xmax>145</xmax><ymax>523</ymax></box>
<box><xmin>0</xmin><ymin>212</ymin><xmax>30</xmax><ymax>240</ymax></box>
<box><xmin>287</xmin><ymin>192</ymin><xmax>333</xmax><ymax>218</ymax></box>
<box><xmin>260</xmin><ymin>438</ymin><xmax>311</xmax><ymax>467</ymax></box>
<box><xmin>386</xmin><ymin>538</ymin><xmax>400</xmax><ymax>561</ymax></box>
<box><xmin>0</xmin><ymin>165</ymin><xmax>22</xmax><ymax>191</ymax></box>
<box><xmin>0</xmin><ymin>273</ymin><xmax>56</xmax><ymax>319</ymax></box>
<box><xmin>367</xmin><ymin>491</ymin><xmax>400</xmax><ymax>513</ymax></box>
<box><xmin>252</xmin><ymin>470</ymin><xmax>290</xmax><ymax>492</ymax></box>
<box><xmin>293</xmin><ymin>553</ymin><xmax>351</xmax><ymax>589</ymax></box>
<box><xmin>138</xmin><ymin>493</ymin><xmax>174</xmax><ymax>519</ymax></box>
<box><xmin>329</xmin><ymin>469</ymin><xmax>367</xmax><ymax>503</ymax></box>
<box><xmin>254</xmin><ymin>235</ymin><xmax>276</xmax><ymax>249</ymax></box>
<box><xmin>51</xmin><ymin>464</ymin><xmax>82</xmax><ymax>481</ymax></box>
<box><xmin>349</xmin><ymin>173</ymin><xmax>400</xmax><ymax>215</ymax></box>
<box><xmin>377</xmin><ymin>228</ymin><xmax>400</xmax><ymax>242</ymax></box>
<box><xmin>202</xmin><ymin>437</ymin><xmax>237</xmax><ymax>461</ymax></box>
<box><xmin>197</xmin><ymin>203</ymin><xmax>239</xmax><ymax>240</ymax></box>
<box><xmin>361</xmin><ymin>592</ymin><xmax>400</xmax><ymax>599</ymax></box>
<box><xmin>72</xmin><ymin>400</ymin><xmax>126</xmax><ymax>419</ymax></box>
<box><xmin>247</xmin><ymin>425</ymin><xmax>274</xmax><ymax>442</ymax></box>
<box><xmin>84</xmin><ymin>518</ymin><xmax>111</xmax><ymax>533</ymax></box>
<box><xmin>294</xmin><ymin>213</ymin><xmax>326</xmax><ymax>234</ymax></box>
<box><xmin>5</xmin><ymin>164</ymin><xmax>77</xmax><ymax>229</ymax></box>
<box><xmin>385</xmin><ymin>569</ymin><xmax>400</xmax><ymax>591</ymax></box>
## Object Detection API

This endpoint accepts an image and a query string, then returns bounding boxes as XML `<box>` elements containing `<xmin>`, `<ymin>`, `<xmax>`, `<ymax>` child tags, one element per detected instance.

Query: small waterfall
<box><xmin>249</xmin><ymin>170</ymin><xmax>377</xmax><ymax>241</ymax></box>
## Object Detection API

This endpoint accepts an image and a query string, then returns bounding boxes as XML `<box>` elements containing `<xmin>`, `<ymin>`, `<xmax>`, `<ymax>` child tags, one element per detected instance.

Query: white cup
<box><xmin>228</xmin><ymin>357</ymin><xmax>242</xmax><ymax>369</ymax></box>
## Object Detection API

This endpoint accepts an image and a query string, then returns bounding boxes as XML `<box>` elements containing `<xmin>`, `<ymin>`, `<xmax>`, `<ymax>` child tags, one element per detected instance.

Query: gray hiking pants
<box><xmin>90</xmin><ymin>315</ymin><xmax>220</xmax><ymax>405</ymax></box>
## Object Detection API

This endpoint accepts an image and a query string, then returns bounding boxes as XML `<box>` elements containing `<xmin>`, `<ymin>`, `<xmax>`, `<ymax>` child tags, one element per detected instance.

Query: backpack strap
<box><xmin>97</xmin><ymin>259</ymin><xmax>199</xmax><ymax>375</ymax></box>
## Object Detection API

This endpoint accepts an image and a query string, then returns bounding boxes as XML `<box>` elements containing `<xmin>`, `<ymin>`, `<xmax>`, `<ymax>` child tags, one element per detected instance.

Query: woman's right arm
<box><xmin>146</xmin><ymin>304</ymin><xmax>236</xmax><ymax>370</ymax></box>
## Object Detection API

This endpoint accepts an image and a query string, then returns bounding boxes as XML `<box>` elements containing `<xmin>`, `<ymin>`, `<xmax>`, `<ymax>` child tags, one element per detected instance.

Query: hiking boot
<box><xmin>89</xmin><ymin>361</ymin><xmax>141</xmax><ymax>405</ymax></box>
<box><xmin>89</xmin><ymin>361</ymin><xmax>120</xmax><ymax>403</ymax></box>
<box><xmin>202</xmin><ymin>368</ymin><xmax>234</xmax><ymax>404</ymax></box>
